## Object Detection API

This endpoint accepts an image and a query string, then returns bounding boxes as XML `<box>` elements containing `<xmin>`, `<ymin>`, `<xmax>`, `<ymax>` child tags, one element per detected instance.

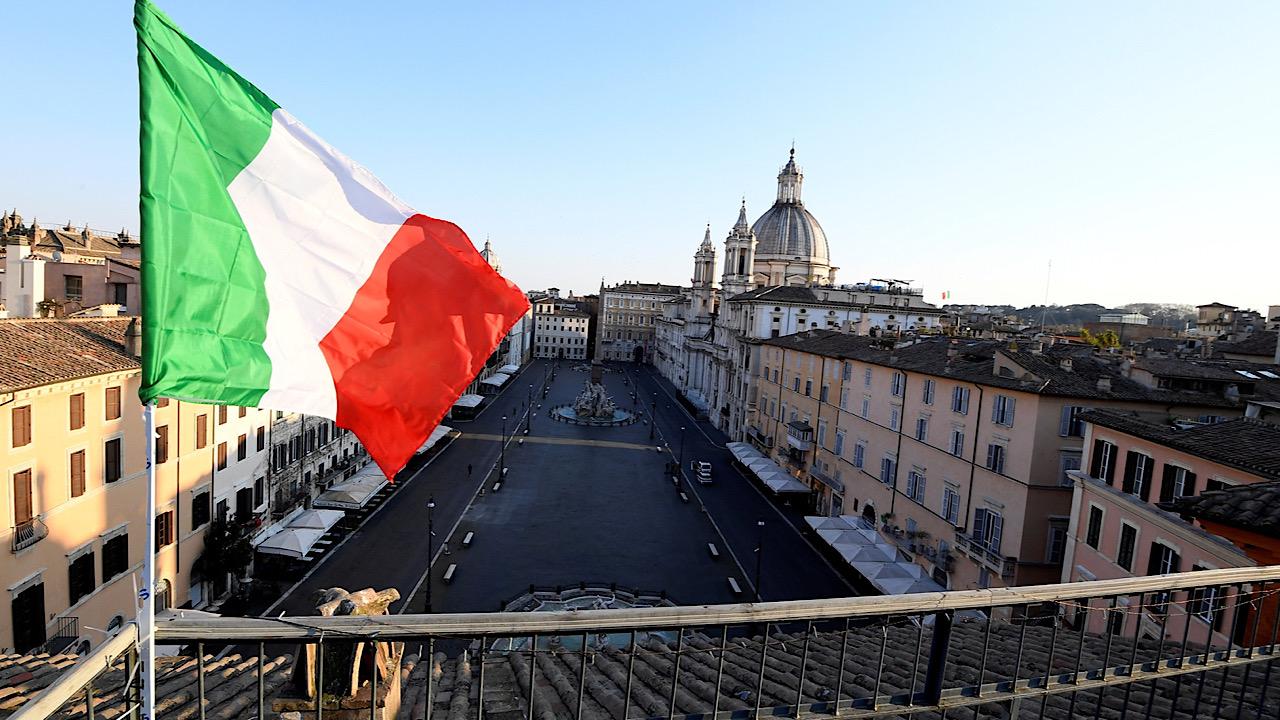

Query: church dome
<box><xmin>751</xmin><ymin>149</ymin><xmax>829</xmax><ymax>262</ymax></box>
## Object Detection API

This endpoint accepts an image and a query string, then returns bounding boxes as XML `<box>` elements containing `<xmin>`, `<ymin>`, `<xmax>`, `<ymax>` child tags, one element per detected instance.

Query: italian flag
<box><xmin>135</xmin><ymin>0</ymin><xmax>529</xmax><ymax>477</ymax></box>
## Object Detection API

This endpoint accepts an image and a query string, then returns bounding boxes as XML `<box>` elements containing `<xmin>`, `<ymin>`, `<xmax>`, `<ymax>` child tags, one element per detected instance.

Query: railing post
<box><xmin>922</xmin><ymin>610</ymin><xmax>953</xmax><ymax>706</ymax></box>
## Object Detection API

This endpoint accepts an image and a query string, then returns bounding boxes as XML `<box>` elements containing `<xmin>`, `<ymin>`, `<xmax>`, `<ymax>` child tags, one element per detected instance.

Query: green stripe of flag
<box><xmin>136</xmin><ymin>0</ymin><xmax>278</xmax><ymax>405</ymax></box>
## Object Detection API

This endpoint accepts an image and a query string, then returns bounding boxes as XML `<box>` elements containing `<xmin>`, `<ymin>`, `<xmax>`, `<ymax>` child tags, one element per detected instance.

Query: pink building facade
<box><xmin>1063</xmin><ymin>410</ymin><xmax>1280</xmax><ymax>647</ymax></box>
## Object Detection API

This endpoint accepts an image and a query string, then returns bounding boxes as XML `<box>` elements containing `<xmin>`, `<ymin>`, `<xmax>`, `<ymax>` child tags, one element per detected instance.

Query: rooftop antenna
<box><xmin>1040</xmin><ymin>259</ymin><xmax>1052</xmax><ymax>330</ymax></box>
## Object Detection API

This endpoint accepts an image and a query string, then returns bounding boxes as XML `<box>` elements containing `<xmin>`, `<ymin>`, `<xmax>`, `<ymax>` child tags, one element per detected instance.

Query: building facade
<box><xmin>597</xmin><ymin>281</ymin><xmax>686</xmax><ymax>362</ymax></box>
<box><xmin>1</xmin><ymin>212</ymin><xmax>141</xmax><ymax>318</ymax></box>
<box><xmin>533</xmin><ymin>296</ymin><xmax>590</xmax><ymax>360</ymax></box>
<box><xmin>752</xmin><ymin>331</ymin><xmax>1264</xmax><ymax>592</ymax></box>
<box><xmin>1062</xmin><ymin>411</ymin><xmax>1280</xmax><ymax>647</ymax></box>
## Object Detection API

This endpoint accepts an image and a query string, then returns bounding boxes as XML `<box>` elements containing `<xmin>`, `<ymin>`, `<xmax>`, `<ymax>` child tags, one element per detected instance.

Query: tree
<box><xmin>200</xmin><ymin>517</ymin><xmax>254</xmax><ymax>595</ymax></box>
<box><xmin>1080</xmin><ymin>328</ymin><xmax>1120</xmax><ymax>349</ymax></box>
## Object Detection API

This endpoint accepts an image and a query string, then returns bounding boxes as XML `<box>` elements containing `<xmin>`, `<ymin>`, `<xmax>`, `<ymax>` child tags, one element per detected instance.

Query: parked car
<box><xmin>691</xmin><ymin>460</ymin><xmax>713</xmax><ymax>484</ymax></box>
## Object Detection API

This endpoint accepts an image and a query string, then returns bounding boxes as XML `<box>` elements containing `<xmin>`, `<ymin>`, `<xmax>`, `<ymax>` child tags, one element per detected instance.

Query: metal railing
<box><xmin>15</xmin><ymin>566</ymin><xmax>1280</xmax><ymax>719</ymax></box>
<box><xmin>955</xmin><ymin>531</ymin><xmax>1018</xmax><ymax>579</ymax></box>
<box><xmin>39</xmin><ymin>616</ymin><xmax>80</xmax><ymax>655</ymax></box>
<box><xmin>12</xmin><ymin>516</ymin><xmax>48</xmax><ymax>552</ymax></box>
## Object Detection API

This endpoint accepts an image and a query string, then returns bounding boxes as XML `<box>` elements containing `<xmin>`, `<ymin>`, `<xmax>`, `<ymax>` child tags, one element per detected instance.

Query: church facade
<box><xmin>655</xmin><ymin>149</ymin><xmax>946</xmax><ymax>441</ymax></box>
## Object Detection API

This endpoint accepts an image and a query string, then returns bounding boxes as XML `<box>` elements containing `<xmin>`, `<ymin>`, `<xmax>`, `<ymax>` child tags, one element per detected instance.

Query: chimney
<box><xmin>947</xmin><ymin>341</ymin><xmax>959</xmax><ymax>361</ymax></box>
<box><xmin>1096</xmin><ymin>377</ymin><xmax>1112</xmax><ymax>392</ymax></box>
<box><xmin>125</xmin><ymin>317</ymin><xmax>142</xmax><ymax>358</ymax></box>
<box><xmin>1059</xmin><ymin>358</ymin><xmax>1073</xmax><ymax>372</ymax></box>
<box><xmin>1028</xmin><ymin>340</ymin><xmax>1044</xmax><ymax>355</ymax></box>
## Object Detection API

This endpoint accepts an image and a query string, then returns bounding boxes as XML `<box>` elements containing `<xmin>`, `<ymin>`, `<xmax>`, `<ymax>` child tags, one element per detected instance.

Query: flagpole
<box><xmin>139</xmin><ymin>401</ymin><xmax>157</xmax><ymax>719</ymax></box>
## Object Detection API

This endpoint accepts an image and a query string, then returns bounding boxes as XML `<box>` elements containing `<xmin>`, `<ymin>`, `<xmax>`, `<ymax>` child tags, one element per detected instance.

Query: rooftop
<box><xmin>1163</xmin><ymin>480</ymin><xmax>1280</xmax><ymax>535</ymax></box>
<box><xmin>0</xmin><ymin>318</ymin><xmax>137</xmax><ymax>393</ymax></box>
<box><xmin>1214</xmin><ymin>330</ymin><xmax>1279</xmax><ymax>358</ymax></box>
<box><xmin>1080</xmin><ymin>408</ymin><xmax>1280</xmax><ymax>481</ymax></box>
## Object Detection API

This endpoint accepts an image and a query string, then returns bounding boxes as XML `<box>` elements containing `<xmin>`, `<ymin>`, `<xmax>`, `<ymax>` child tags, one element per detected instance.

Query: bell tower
<box><xmin>721</xmin><ymin>200</ymin><xmax>757</xmax><ymax>298</ymax></box>
<box><xmin>691</xmin><ymin>224</ymin><xmax>717</xmax><ymax>316</ymax></box>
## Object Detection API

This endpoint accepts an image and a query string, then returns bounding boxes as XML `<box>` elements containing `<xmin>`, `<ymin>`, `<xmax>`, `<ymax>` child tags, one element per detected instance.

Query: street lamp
<box><xmin>426</xmin><ymin>497</ymin><xmax>436</xmax><ymax>613</ymax></box>
<box><xmin>754</xmin><ymin>518</ymin><xmax>765</xmax><ymax>602</ymax></box>
<box><xmin>649</xmin><ymin>394</ymin><xmax>657</xmax><ymax>441</ymax></box>
<box><xmin>527</xmin><ymin>384</ymin><xmax>533</xmax><ymax>432</ymax></box>
<box><xmin>678</xmin><ymin>426</ymin><xmax>687</xmax><ymax>475</ymax></box>
<box><xmin>500</xmin><ymin>415</ymin><xmax>507</xmax><ymax>479</ymax></box>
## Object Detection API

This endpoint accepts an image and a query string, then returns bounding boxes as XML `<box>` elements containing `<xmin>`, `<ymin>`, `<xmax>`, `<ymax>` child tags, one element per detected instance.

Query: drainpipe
<box><xmin>963</xmin><ymin>384</ymin><xmax>986</xmax><ymax>537</ymax></box>
<box><xmin>889</xmin><ymin>370</ymin><xmax>907</xmax><ymax>518</ymax></box>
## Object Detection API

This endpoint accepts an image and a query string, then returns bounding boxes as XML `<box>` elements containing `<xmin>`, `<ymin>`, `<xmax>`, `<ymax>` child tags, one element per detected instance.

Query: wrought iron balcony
<box><xmin>12</xmin><ymin>517</ymin><xmax>48</xmax><ymax>552</ymax></box>
<box><xmin>809</xmin><ymin>466</ymin><xmax>844</xmax><ymax>493</ymax></box>
<box><xmin>15</xmin><ymin>566</ymin><xmax>1280</xmax><ymax>720</ymax></box>
<box><xmin>954</xmin><ymin>530</ymin><xmax>1017</xmax><ymax>579</ymax></box>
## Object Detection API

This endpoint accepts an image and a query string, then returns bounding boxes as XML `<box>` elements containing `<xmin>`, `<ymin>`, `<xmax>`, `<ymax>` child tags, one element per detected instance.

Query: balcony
<box><xmin>809</xmin><ymin>466</ymin><xmax>844</xmax><ymax>493</ymax></box>
<box><xmin>17</xmin><ymin>566</ymin><xmax>1280</xmax><ymax>720</ymax></box>
<box><xmin>785</xmin><ymin>420</ymin><xmax>813</xmax><ymax>451</ymax></box>
<box><xmin>12</xmin><ymin>517</ymin><xmax>48</xmax><ymax>552</ymax></box>
<box><xmin>954</xmin><ymin>530</ymin><xmax>1017</xmax><ymax>579</ymax></box>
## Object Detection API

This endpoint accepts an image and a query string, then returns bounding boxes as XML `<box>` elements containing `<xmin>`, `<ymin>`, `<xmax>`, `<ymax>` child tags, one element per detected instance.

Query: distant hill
<box><xmin>953</xmin><ymin>303</ymin><xmax>1195</xmax><ymax>329</ymax></box>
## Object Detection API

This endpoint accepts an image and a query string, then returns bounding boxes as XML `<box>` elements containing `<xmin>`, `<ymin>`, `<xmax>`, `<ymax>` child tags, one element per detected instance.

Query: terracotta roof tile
<box><xmin>0</xmin><ymin>318</ymin><xmax>137</xmax><ymax>393</ymax></box>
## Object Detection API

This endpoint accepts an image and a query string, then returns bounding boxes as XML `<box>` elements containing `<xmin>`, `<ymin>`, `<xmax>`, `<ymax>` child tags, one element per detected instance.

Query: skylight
<box><xmin>1235</xmin><ymin>370</ymin><xmax>1260</xmax><ymax>379</ymax></box>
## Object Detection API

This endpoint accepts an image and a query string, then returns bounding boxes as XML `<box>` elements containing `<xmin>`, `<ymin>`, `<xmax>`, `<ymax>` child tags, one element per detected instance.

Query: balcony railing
<box><xmin>809</xmin><ymin>467</ymin><xmax>844</xmax><ymax>493</ymax></box>
<box><xmin>12</xmin><ymin>517</ymin><xmax>48</xmax><ymax>552</ymax></box>
<box><xmin>954</xmin><ymin>531</ymin><xmax>1017</xmax><ymax>579</ymax></box>
<box><xmin>16</xmin><ymin>566</ymin><xmax>1280</xmax><ymax>720</ymax></box>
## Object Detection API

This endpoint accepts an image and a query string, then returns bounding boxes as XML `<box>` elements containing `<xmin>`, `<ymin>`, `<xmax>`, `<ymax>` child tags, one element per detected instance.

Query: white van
<box><xmin>691</xmin><ymin>460</ymin><xmax>713</xmax><ymax>484</ymax></box>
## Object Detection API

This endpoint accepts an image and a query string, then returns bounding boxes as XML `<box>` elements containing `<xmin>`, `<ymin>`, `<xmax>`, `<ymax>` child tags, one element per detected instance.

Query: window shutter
<box><xmin>1006</xmin><ymin>397</ymin><xmax>1015</xmax><ymax>425</ymax></box>
<box><xmin>1122</xmin><ymin>451</ymin><xmax>1139</xmax><ymax>494</ymax></box>
<box><xmin>1159</xmin><ymin>465</ymin><xmax>1177</xmax><ymax>503</ymax></box>
<box><xmin>986</xmin><ymin>444</ymin><xmax>996</xmax><ymax>469</ymax></box>
<box><xmin>1090</xmin><ymin>440</ymin><xmax>1105</xmax><ymax>478</ymax></box>
<box><xmin>1139</xmin><ymin>457</ymin><xmax>1154</xmax><ymax>502</ymax></box>
<box><xmin>1183</xmin><ymin>471</ymin><xmax>1197</xmax><ymax>497</ymax></box>
<box><xmin>990</xmin><ymin>514</ymin><xmax>1003</xmax><ymax>553</ymax></box>
<box><xmin>1169</xmin><ymin>550</ymin><xmax>1181</xmax><ymax>574</ymax></box>
<box><xmin>1146</xmin><ymin>543</ymin><xmax>1163</xmax><ymax>576</ymax></box>
<box><xmin>70</xmin><ymin>451</ymin><xmax>86</xmax><ymax>497</ymax></box>
<box><xmin>972</xmin><ymin>508</ymin><xmax>987</xmax><ymax>537</ymax></box>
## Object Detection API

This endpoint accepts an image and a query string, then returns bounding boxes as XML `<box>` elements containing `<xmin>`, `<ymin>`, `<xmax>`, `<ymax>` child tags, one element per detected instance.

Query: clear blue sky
<box><xmin>3</xmin><ymin>1</ymin><xmax>1277</xmax><ymax>311</ymax></box>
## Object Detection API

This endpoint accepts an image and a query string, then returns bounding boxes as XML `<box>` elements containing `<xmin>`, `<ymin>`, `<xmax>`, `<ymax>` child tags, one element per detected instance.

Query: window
<box><xmin>793</xmin><ymin>377</ymin><xmax>801</xmax><ymax>392</ymax></box>
<box><xmin>218</xmin><ymin>406</ymin><xmax>228</xmax><ymax>425</ymax></box>
<box><xmin>1059</xmin><ymin>406</ymin><xmax>1086</xmax><ymax>437</ymax></box>
<box><xmin>1059</xmin><ymin>452</ymin><xmax>1082</xmax><ymax>486</ymax></box>
<box><xmin>104</xmin><ymin>438</ymin><xmax>122</xmax><ymax>483</ymax></box>
<box><xmin>12</xmin><ymin>405</ymin><xmax>31</xmax><ymax>447</ymax></box>
<box><xmin>70</xmin><ymin>450</ymin><xmax>86</xmax><ymax>498</ymax></box>
<box><xmin>238</xmin><ymin>406</ymin><xmax>247</xmax><ymax>418</ymax></box>
<box><xmin>842</xmin><ymin>362</ymin><xmax>852</xmax><ymax>381</ymax></box>
<box><xmin>834</xmin><ymin>430</ymin><xmax>845</xmax><ymax>456</ymax></box>
<box><xmin>1046</xmin><ymin>519</ymin><xmax>1069</xmax><ymax>563</ymax></box>
<box><xmin>216</xmin><ymin>442</ymin><xmax>227</xmax><ymax>470</ymax></box>
<box><xmin>972</xmin><ymin>508</ymin><xmax>1003</xmax><ymax>554</ymax></box>
<box><xmin>191</xmin><ymin>490</ymin><xmax>211</xmax><ymax>529</ymax></box>
<box><xmin>105</xmin><ymin>386</ymin><xmax>121</xmax><ymax>420</ymax></box>
<box><xmin>804</xmin><ymin>379</ymin><xmax>812</xmax><ymax>396</ymax></box>
<box><xmin>237</xmin><ymin>434</ymin><xmax>247</xmax><ymax>461</ymax></box>
<box><xmin>915</xmin><ymin>416</ymin><xmax>929</xmax><ymax>442</ymax></box>
<box><xmin>951</xmin><ymin>386</ymin><xmax>970</xmax><ymax>415</ymax></box>
<box><xmin>1085</xmin><ymin>506</ymin><xmax>1104</xmax><ymax>549</ymax></box>
<box><xmin>69</xmin><ymin>393</ymin><xmax>85</xmax><ymax>430</ymax></box>
<box><xmin>1116</xmin><ymin>524</ymin><xmax>1137</xmax><ymax>571</ymax></box>
<box><xmin>985</xmin><ymin>444</ymin><xmax>1006</xmax><ymax>474</ymax></box>
<box><xmin>1121</xmin><ymin>451</ymin><xmax>1154</xmax><ymax>501</ymax></box>
<box><xmin>817</xmin><ymin>420</ymin><xmax>827</xmax><ymax>447</ymax></box>
<box><xmin>254</xmin><ymin>477</ymin><xmax>265</xmax><ymax>508</ymax></box>
<box><xmin>156</xmin><ymin>397</ymin><xmax>169</xmax><ymax>408</ymax></box>
<box><xmin>922</xmin><ymin>379</ymin><xmax>935</xmax><ymax>405</ymax></box>
<box><xmin>112</xmin><ymin>282</ymin><xmax>128</xmax><ymax>305</ymax></box>
<box><xmin>819</xmin><ymin>384</ymin><xmax>829</xmax><ymax>402</ymax></box>
<box><xmin>235</xmin><ymin>487</ymin><xmax>253</xmax><ymax>518</ymax></box>
<box><xmin>100</xmin><ymin>532</ymin><xmax>127</xmax><ymax>581</ymax></box>
<box><xmin>1147</xmin><ymin>542</ymin><xmax>1181</xmax><ymax>612</ymax></box>
<box><xmin>1090</xmin><ymin>440</ymin><xmax>1117</xmax><ymax>484</ymax></box>
<box><xmin>65</xmin><ymin>274</ymin><xmax>84</xmax><ymax>301</ymax></box>
<box><xmin>156</xmin><ymin>511</ymin><xmax>175</xmax><ymax>548</ymax></box>
<box><xmin>889</xmin><ymin>407</ymin><xmax>901</xmax><ymax>431</ymax></box>
<box><xmin>948</xmin><ymin>429</ymin><xmax>965</xmax><ymax>457</ymax></box>
<box><xmin>1190</xmin><ymin>565</ymin><xmax>1227</xmax><ymax>628</ymax></box>
<box><xmin>256</xmin><ymin>426</ymin><xmax>266</xmax><ymax>452</ymax></box>
<box><xmin>879</xmin><ymin>456</ymin><xmax>896</xmax><ymax>485</ymax></box>
<box><xmin>860</xmin><ymin>397</ymin><xmax>870</xmax><ymax>419</ymax></box>
<box><xmin>992</xmin><ymin>395</ymin><xmax>1016</xmax><ymax>426</ymax></box>
<box><xmin>906</xmin><ymin>470</ymin><xmax>926</xmax><ymax>503</ymax></box>
<box><xmin>942</xmin><ymin>487</ymin><xmax>961</xmax><ymax>524</ymax></box>
<box><xmin>1205</xmin><ymin>479</ymin><xmax>1229</xmax><ymax>493</ymax></box>
<box><xmin>155</xmin><ymin>425</ymin><xmax>169</xmax><ymax>464</ymax></box>
<box><xmin>1106</xmin><ymin>606</ymin><xmax>1125</xmax><ymax>635</ymax></box>
<box><xmin>853</xmin><ymin>442</ymin><xmax>866</xmax><ymax>469</ymax></box>
<box><xmin>68</xmin><ymin>550</ymin><xmax>95</xmax><ymax>606</ymax></box>
<box><xmin>195</xmin><ymin>414</ymin><xmax>208</xmax><ymax>449</ymax></box>
<box><xmin>864</xmin><ymin>368</ymin><xmax>873</xmax><ymax>387</ymax></box>
<box><xmin>839</xmin><ymin>388</ymin><xmax>849</xmax><ymax>410</ymax></box>
<box><xmin>890</xmin><ymin>372</ymin><xmax>905</xmax><ymax>397</ymax></box>
<box><xmin>1159</xmin><ymin>465</ymin><xmax>1197</xmax><ymax>503</ymax></box>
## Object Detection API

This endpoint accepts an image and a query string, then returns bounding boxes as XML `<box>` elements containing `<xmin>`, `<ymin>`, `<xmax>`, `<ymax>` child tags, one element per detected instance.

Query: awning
<box><xmin>256</xmin><ymin>527</ymin><xmax>325</xmax><ymax>558</ymax></box>
<box><xmin>480</xmin><ymin>372</ymin><xmax>512</xmax><ymax>387</ymax></box>
<box><xmin>287</xmin><ymin>509</ymin><xmax>344</xmax><ymax>532</ymax></box>
<box><xmin>806</xmin><ymin>515</ymin><xmax>946</xmax><ymax>595</ymax></box>
<box><xmin>684</xmin><ymin>390</ymin><xmax>710</xmax><ymax>412</ymax></box>
<box><xmin>417</xmin><ymin>425</ymin><xmax>454</xmax><ymax>454</ymax></box>
<box><xmin>453</xmin><ymin>394</ymin><xmax>484</xmax><ymax>408</ymax></box>
<box><xmin>499</xmin><ymin>364</ymin><xmax>521</xmax><ymax>374</ymax></box>
<box><xmin>726</xmin><ymin>442</ymin><xmax>809</xmax><ymax>494</ymax></box>
<box><xmin>314</xmin><ymin>465</ymin><xmax>388</xmax><ymax>509</ymax></box>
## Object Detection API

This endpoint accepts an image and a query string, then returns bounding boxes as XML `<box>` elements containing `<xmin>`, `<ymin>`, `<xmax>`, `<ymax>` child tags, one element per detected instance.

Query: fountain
<box><xmin>551</xmin><ymin>380</ymin><xmax>637</xmax><ymax>426</ymax></box>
